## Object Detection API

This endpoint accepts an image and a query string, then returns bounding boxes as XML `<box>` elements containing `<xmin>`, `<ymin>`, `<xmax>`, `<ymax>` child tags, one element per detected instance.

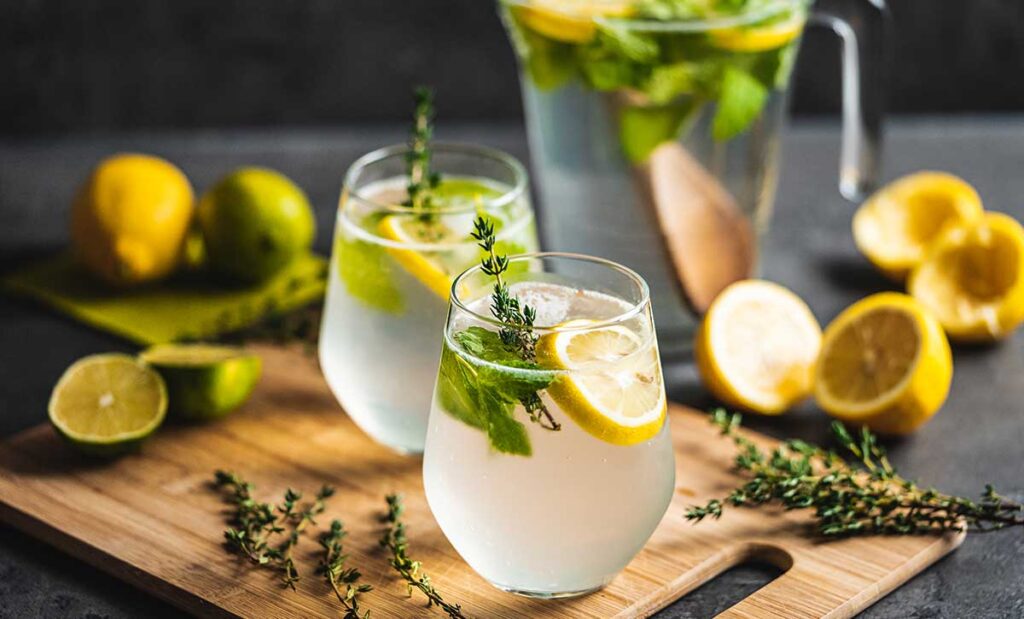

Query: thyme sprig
<box><xmin>319</xmin><ymin>519</ymin><xmax>372</xmax><ymax>619</ymax></box>
<box><xmin>379</xmin><ymin>494</ymin><xmax>466</xmax><ymax>619</ymax></box>
<box><xmin>213</xmin><ymin>470</ymin><xmax>334</xmax><ymax>588</ymax></box>
<box><xmin>470</xmin><ymin>217</ymin><xmax>560</xmax><ymax>432</ymax></box>
<box><xmin>686</xmin><ymin>410</ymin><xmax>1024</xmax><ymax>536</ymax></box>
<box><xmin>404</xmin><ymin>87</ymin><xmax>442</xmax><ymax>225</ymax></box>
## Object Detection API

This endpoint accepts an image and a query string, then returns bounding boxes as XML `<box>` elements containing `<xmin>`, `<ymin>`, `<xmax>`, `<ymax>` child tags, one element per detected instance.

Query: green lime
<box><xmin>140</xmin><ymin>344</ymin><xmax>262</xmax><ymax>421</ymax></box>
<box><xmin>198</xmin><ymin>168</ymin><xmax>316</xmax><ymax>284</ymax></box>
<box><xmin>48</xmin><ymin>354</ymin><xmax>168</xmax><ymax>457</ymax></box>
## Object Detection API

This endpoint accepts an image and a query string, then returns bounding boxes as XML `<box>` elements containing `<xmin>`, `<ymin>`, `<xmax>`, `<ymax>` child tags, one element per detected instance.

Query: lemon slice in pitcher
<box><xmin>815</xmin><ymin>293</ymin><xmax>952</xmax><ymax>435</ymax></box>
<box><xmin>710</xmin><ymin>11</ymin><xmax>806</xmax><ymax>52</ymax></box>
<box><xmin>537</xmin><ymin>319</ymin><xmax>667</xmax><ymax>446</ymax></box>
<box><xmin>515</xmin><ymin>0</ymin><xmax>634</xmax><ymax>44</ymax></box>
<box><xmin>49</xmin><ymin>354</ymin><xmax>167</xmax><ymax>457</ymax></box>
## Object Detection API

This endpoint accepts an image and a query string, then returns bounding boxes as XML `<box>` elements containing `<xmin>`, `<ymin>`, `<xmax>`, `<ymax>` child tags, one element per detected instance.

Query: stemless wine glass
<box><xmin>424</xmin><ymin>253</ymin><xmax>675</xmax><ymax>597</ymax></box>
<box><xmin>319</xmin><ymin>144</ymin><xmax>539</xmax><ymax>454</ymax></box>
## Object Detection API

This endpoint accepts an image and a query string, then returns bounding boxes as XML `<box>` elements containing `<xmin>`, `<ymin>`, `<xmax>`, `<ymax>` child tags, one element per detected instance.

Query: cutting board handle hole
<box><xmin>658</xmin><ymin>545</ymin><xmax>790</xmax><ymax>617</ymax></box>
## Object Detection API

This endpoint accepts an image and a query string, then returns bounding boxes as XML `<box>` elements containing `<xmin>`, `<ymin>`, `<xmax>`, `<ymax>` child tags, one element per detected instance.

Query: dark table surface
<box><xmin>1</xmin><ymin>118</ymin><xmax>1022</xmax><ymax>618</ymax></box>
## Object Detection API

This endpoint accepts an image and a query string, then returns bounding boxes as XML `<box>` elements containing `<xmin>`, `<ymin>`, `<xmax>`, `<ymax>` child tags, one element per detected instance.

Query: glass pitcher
<box><xmin>499</xmin><ymin>0</ymin><xmax>887</xmax><ymax>356</ymax></box>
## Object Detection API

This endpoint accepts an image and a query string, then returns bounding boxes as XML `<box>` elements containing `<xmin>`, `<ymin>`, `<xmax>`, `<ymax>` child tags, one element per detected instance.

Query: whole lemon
<box><xmin>198</xmin><ymin>168</ymin><xmax>315</xmax><ymax>284</ymax></box>
<box><xmin>71</xmin><ymin>154</ymin><xmax>194</xmax><ymax>286</ymax></box>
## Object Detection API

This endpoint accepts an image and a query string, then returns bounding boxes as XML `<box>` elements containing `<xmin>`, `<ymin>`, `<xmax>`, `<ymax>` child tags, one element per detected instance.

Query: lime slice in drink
<box><xmin>537</xmin><ymin>319</ymin><xmax>667</xmax><ymax>445</ymax></box>
<box><xmin>140</xmin><ymin>344</ymin><xmax>262</xmax><ymax>421</ymax></box>
<box><xmin>48</xmin><ymin>354</ymin><xmax>168</xmax><ymax>457</ymax></box>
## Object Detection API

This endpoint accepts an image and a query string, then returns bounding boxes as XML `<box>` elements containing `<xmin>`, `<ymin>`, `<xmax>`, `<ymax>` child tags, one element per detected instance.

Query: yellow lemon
<box><xmin>694</xmin><ymin>280</ymin><xmax>822</xmax><ymax>415</ymax></box>
<box><xmin>514</xmin><ymin>0</ymin><xmax>634</xmax><ymax>44</ymax></box>
<box><xmin>537</xmin><ymin>319</ymin><xmax>667</xmax><ymax>446</ymax></box>
<box><xmin>376</xmin><ymin>215</ymin><xmax>456</xmax><ymax>300</ymax></box>
<box><xmin>909</xmin><ymin>212</ymin><xmax>1024</xmax><ymax>342</ymax></box>
<box><xmin>71</xmin><ymin>154</ymin><xmax>194</xmax><ymax>286</ymax></box>
<box><xmin>853</xmin><ymin>171</ymin><xmax>984</xmax><ymax>281</ymax></box>
<box><xmin>815</xmin><ymin>293</ymin><xmax>952</xmax><ymax>435</ymax></box>
<box><xmin>709</xmin><ymin>11</ymin><xmax>806</xmax><ymax>52</ymax></box>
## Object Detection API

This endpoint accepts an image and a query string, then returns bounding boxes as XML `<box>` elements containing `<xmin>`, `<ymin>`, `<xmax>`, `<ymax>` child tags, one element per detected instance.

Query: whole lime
<box><xmin>198</xmin><ymin>168</ymin><xmax>315</xmax><ymax>284</ymax></box>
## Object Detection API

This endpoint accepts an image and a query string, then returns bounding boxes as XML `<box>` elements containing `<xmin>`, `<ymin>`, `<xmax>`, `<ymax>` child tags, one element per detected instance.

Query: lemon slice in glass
<box><xmin>48</xmin><ymin>354</ymin><xmax>168</xmax><ymax>456</ymax></box>
<box><xmin>815</xmin><ymin>292</ymin><xmax>953</xmax><ymax>435</ymax></box>
<box><xmin>514</xmin><ymin>0</ymin><xmax>634</xmax><ymax>44</ymax></box>
<box><xmin>709</xmin><ymin>11</ymin><xmax>806</xmax><ymax>52</ymax></box>
<box><xmin>140</xmin><ymin>344</ymin><xmax>262</xmax><ymax>421</ymax></box>
<box><xmin>694</xmin><ymin>280</ymin><xmax>821</xmax><ymax>415</ymax></box>
<box><xmin>377</xmin><ymin>215</ymin><xmax>456</xmax><ymax>300</ymax></box>
<box><xmin>909</xmin><ymin>212</ymin><xmax>1024</xmax><ymax>342</ymax></box>
<box><xmin>853</xmin><ymin>171</ymin><xmax>984</xmax><ymax>280</ymax></box>
<box><xmin>537</xmin><ymin>319</ymin><xmax>666</xmax><ymax>446</ymax></box>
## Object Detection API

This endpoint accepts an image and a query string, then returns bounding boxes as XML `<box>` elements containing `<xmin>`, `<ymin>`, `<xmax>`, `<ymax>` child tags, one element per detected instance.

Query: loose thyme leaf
<box><xmin>686</xmin><ymin>410</ymin><xmax>1024</xmax><ymax>536</ymax></box>
<box><xmin>379</xmin><ymin>494</ymin><xmax>467</xmax><ymax>619</ymax></box>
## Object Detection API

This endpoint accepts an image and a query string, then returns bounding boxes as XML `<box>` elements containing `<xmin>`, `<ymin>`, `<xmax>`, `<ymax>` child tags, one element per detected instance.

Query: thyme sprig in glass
<box><xmin>213</xmin><ymin>470</ymin><xmax>335</xmax><ymax>588</ymax></box>
<box><xmin>686</xmin><ymin>410</ymin><xmax>1024</xmax><ymax>536</ymax></box>
<box><xmin>319</xmin><ymin>519</ymin><xmax>372</xmax><ymax>619</ymax></box>
<box><xmin>404</xmin><ymin>87</ymin><xmax>442</xmax><ymax>227</ymax></box>
<box><xmin>471</xmin><ymin>216</ymin><xmax>560</xmax><ymax>431</ymax></box>
<box><xmin>379</xmin><ymin>494</ymin><xmax>466</xmax><ymax>619</ymax></box>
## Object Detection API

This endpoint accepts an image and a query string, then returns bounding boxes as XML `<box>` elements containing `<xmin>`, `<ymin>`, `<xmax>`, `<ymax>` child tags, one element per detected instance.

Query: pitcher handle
<box><xmin>808</xmin><ymin>0</ymin><xmax>891</xmax><ymax>201</ymax></box>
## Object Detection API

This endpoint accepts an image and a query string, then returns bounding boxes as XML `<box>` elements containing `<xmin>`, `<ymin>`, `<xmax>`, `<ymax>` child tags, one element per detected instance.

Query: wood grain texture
<box><xmin>0</xmin><ymin>345</ymin><xmax>964</xmax><ymax>618</ymax></box>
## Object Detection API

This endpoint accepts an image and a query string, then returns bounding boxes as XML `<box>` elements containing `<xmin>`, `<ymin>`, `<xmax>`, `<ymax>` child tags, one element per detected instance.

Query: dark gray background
<box><xmin>2</xmin><ymin>0</ymin><xmax>1024</xmax><ymax>136</ymax></box>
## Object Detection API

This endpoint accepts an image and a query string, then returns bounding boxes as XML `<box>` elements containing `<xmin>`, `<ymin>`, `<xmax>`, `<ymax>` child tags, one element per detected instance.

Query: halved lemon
<box><xmin>49</xmin><ymin>354</ymin><xmax>168</xmax><ymax>457</ymax></box>
<box><xmin>694</xmin><ymin>280</ymin><xmax>821</xmax><ymax>415</ymax></box>
<box><xmin>377</xmin><ymin>215</ymin><xmax>455</xmax><ymax>300</ymax></box>
<box><xmin>853</xmin><ymin>172</ymin><xmax>984</xmax><ymax>280</ymax></box>
<box><xmin>537</xmin><ymin>319</ymin><xmax>667</xmax><ymax>446</ymax></box>
<box><xmin>514</xmin><ymin>0</ymin><xmax>634</xmax><ymax>44</ymax></box>
<box><xmin>909</xmin><ymin>212</ymin><xmax>1024</xmax><ymax>342</ymax></box>
<box><xmin>709</xmin><ymin>11</ymin><xmax>806</xmax><ymax>52</ymax></box>
<box><xmin>815</xmin><ymin>293</ymin><xmax>952</xmax><ymax>435</ymax></box>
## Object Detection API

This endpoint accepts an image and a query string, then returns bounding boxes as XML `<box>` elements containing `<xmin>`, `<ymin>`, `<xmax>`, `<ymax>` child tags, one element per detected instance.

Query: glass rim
<box><xmin>501</xmin><ymin>0</ymin><xmax>804</xmax><ymax>32</ymax></box>
<box><xmin>449</xmin><ymin>251</ymin><xmax>652</xmax><ymax>334</ymax></box>
<box><xmin>343</xmin><ymin>142</ymin><xmax>529</xmax><ymax>216</ymax></box>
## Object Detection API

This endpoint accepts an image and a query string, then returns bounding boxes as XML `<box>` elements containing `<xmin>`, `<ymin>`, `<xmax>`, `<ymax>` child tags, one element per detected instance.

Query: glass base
<box><xmin>494</xmin><ymin>583</ymin><xmax>605</xmax><ymax>600</ymax></box>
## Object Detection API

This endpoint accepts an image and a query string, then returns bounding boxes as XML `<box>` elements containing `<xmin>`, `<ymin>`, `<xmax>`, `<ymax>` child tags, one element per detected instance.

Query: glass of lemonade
<box><xmin>424</xmin><ymin>252</ymin><xmax>675</xmax><ymax>597</ymax></box>
<box><xmin>499</xmin><ymin>0</ymin><xmax>886</xmax><ymax>355</ymax></box>
<box><xmin>319</xmin><ymin>144</ymin><xmax>539</xmax><ymax>453</ymax></box>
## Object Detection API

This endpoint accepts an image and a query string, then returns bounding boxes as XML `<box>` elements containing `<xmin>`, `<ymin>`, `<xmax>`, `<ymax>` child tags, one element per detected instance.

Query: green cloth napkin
<box><xmin>2</xmin><ymin>252</ymin><xmax>326</xmax><ymax>345</ymax></box>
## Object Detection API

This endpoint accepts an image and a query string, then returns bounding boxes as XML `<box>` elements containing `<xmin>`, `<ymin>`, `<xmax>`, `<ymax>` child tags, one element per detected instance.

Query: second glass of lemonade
<box><xmin>424</xmin><ymin>253</ymin><xmax>675</xmax><ymax>597</ymax></box>
<box><xmin>319</xmin><ymin>144</ymin><xmax>538</xmax><ymax>453</ymax></box>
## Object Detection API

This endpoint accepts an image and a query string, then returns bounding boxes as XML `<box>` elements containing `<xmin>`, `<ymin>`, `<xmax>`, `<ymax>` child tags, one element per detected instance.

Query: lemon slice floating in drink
<box><xmin>538</xmin><ymin>319</ymin><xmax>666</xmax><ymax>446</ymax></box>
<box><xmin>815</xmin><ymin>292</ymin><xmax>953</xmax><ymax>435</ymax></box>
<box><xmin>853</xmin><ymin>172</ymin><xmax>984</xmax><ymax>280</ymax></box>
<box><xmin>709</xmin><ymin>11</ymin><xmax>806</xmax><ymax>52</ymax></box>
<box><xmin>377</xmin><ymin>216</ymin><xmax>457</xmax><ymax>300</ymax></box>
<box><xmin>695</xmin><ymin>280</ymin><xmax>821</xmax><ymax>415</ymax></box>
<box><xmin>49</xmin><ymin>354</ymin><xmax>168</xmax><ymax>456</ymax></box>
<box><xmin>140</xmin><ymin>344</ymin><xmax>262</xmax><ymax>421</ymax></box>
<box><xmin>515</xmin><ymin>0</ymin><xmax>634</xmax><ymax>44</ymax></box>
<box><xmin>909</xmin><ymin>212</ymin><xmax>1024</xmax><ymax>342</ymax></box>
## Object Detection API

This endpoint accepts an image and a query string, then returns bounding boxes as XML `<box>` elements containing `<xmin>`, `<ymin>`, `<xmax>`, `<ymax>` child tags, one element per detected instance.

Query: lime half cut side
<box><xmin>140</xmin><ymin>344</ymin><xmax>262</xmax><ymax>421</ymax></box>
<box><xmin>48</xmin><ymin>354</ymin><xmax>168</xmax><ymax>457</ymax></box>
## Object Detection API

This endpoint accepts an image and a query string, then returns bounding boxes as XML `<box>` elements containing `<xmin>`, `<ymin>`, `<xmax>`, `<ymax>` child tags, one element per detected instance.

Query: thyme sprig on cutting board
<box><xmin>319</xmin><ymin>519</ymin><xmax>372</xmax><ymax>619</ymax></box>
<box><xmin>687</xmin><ymin>410</ymin><xmax>1024</xmax><ymax>536</ymax></box>
<box><xmin>379</xmin><ymin>494</ymin><xmax>466</xmax><ymax>619</ymax></box>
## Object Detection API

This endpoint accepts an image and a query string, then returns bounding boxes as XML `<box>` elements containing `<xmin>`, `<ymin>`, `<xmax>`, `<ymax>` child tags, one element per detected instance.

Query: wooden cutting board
<box><xmin>0</xmin><ymin>345</ymin><xmax>963</xmax><ymax>618</ymax></box>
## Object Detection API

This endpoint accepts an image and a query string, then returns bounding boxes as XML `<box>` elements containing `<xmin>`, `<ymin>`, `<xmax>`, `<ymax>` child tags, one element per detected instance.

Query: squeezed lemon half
<box><xmin>814</xmin><ymin>293</ymin><xmax>952</xmax><ymax>435</ymax></box>
<box><xmin>695</xmin><ymin>280</ymin><xmax>822</xmax><ymax>415</ymax></box>
<box><xmin>909</xmin><ymin>212</ymin><xmax>1024</xmax><ymax>342</ymax></box>
<box><xmin>853</xmin><ymin>172</ymin><xmax>984</xmax><ymax>280</ymax></box>
<box><xmin>537</xmin><ymin>319</ymin><xmax>667</xmax><ymax>446</ymax></box>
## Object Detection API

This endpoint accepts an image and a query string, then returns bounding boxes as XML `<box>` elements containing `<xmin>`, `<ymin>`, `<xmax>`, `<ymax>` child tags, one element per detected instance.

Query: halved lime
<box><xmin>48</xmin><ymin>354</ymin><xmax>168</xmax><ymax>457</ymax></box>
<box><xmin>140</xmin><ymin>344</ymin><xmax>262</xmax><ymax>421</ymax></box>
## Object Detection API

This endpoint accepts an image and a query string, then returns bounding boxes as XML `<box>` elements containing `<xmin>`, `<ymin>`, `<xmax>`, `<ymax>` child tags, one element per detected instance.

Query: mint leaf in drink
<box><xmin>437</xmin><ymin>345</ymin><xmax>487</xmax><ymax>431</ymax></box>
<box><xmin>712</xmin><ymin>66</ymin><xmax>768</xmax><ymax>141</ymax></box>
<box><xmin>620</xmin><ymin>100</ymin><xmax>700</xmax><ymax>163</ymax></box>
<box><xmin>520</xmin><ymin>27</ymin><xmax>578</xmax><ymax>91</ymax></box>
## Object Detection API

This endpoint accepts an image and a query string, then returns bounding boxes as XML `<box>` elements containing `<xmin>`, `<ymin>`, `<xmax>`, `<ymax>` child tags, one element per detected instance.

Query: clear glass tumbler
<box><xmin>319</xmin><ymin>144</ymin><xmax>539</xmax><ymax>453</ymax></box>
<box><xmin>423</xmin><ymin>253</ymin><xmax>675</xmax><ymax>597</ymax></box>
<box><xmin>499</xmin><ymin>0</ymin><xmax>887</xmax><ymax>355</ymax></box>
